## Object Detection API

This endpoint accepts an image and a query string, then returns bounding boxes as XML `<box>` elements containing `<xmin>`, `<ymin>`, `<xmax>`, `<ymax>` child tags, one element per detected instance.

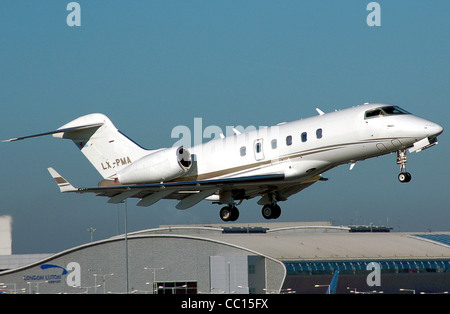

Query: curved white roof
<box><xmin>128</xmin><ymin>223</ymin><xmax>450</xmax><ymax>261</ymax></box>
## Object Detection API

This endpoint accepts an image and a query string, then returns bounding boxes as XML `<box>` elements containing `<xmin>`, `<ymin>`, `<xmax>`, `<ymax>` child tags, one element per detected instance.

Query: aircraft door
<box><xmin>254</xmin><ymin>139</ymin><xmax>264</xmax><ymax>161</ymax></box>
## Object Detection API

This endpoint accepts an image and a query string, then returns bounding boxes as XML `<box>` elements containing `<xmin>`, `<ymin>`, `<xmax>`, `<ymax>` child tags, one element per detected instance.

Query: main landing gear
<box><xmin>219</xmin><ymin>203</ymin><xmax>282</xmax><ymax>222</ymax></box>
<box><xmin>262</xmin><ymin>204</ymin><xmax>281</xmax><ymax>220</ymax></box>
<box><xmin>220</xmin><ymin>205</ymin><xmax>240</xmax><ymax>222</ymax></box>
<box><xmin>397</xmin><ymin>149</ymin><xmax>412</xmax><ymax>183</ymax></box>
<box><xmin>220</xmin><ymin>203</ymin><xmax>281</xmax><ymax>221</ymax></box>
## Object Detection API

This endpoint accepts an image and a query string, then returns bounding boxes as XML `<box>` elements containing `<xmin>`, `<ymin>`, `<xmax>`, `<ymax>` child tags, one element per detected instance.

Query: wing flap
<box><xmin>108</xmin><ymin>189</ymin><xmax>143</xmax><ymax>204</ymax></box>
<box><xmin>176</xmin><ymin>189</ymin><xmax>218</xmax><ymax>210</ymax></box>
<box><xmin>137</xmin><ymin>189</ymin><xmax>175</xmax><ymax>207</ymax></box>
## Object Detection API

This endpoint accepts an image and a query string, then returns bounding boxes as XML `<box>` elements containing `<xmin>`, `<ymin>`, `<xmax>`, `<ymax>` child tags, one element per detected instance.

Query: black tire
<box><xmin>220</xmin><ymin>206</ymin><xmax>232</xmax><ymax>222</ymax></box>
<box><xmin>398</xmin><ymin>172</ymin><xmax>412</xmax><ymax>183</ymax></box>
<box><xmin>262</xmin><ymin>205</ymin><xmax>273</xmax><ymax>220</ymax></box>
<box><xmin>405</xmin><ymin>172</ymin><xmax>412</xmax><ymax>182</ymax></box>
<box><xmin>271</xmin><ymin>204</ymin><xmax>281</xmax><ymax>219</ymax></box>
<box><xmin>230</xmin><ymin>207</ymin><xmax>240</xmax><ymax>222</ymax></box>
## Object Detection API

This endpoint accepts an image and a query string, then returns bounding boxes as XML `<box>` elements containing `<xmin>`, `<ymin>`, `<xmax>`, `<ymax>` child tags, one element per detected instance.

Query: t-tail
<box><xmin>3</xmin><ymin>113</ymin><xmax>151</xmax><ymax>180</ymax></box>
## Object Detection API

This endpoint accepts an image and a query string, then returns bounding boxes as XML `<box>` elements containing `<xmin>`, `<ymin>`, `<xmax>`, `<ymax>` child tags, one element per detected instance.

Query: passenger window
<box><xmin>301</xmin><ymin>132</ymin><xmax>307</xmax><ymax>142</ymax></box>
<box><xmin>316</xmin><ymin>128</ymin><xmax>322</xmax><ymax>139</ymax></box>
<box><xmin>286</xmin><ymin>135</ymin><xmax>292</xmax><ymax>146</ymax></box>
<box><xmin>240</xmin><ymin>146</ymin><xmax>246</xmax><ymax>156</ymax></box>
<box><xmin>271</xmin><ymin>139</ymin><xmax>277</xmax><ymax>149</ymax></box>
<box><xmin>256</xmin><ymin>142</ymin><xmax>261</xmax><ymax>153</ymax></box>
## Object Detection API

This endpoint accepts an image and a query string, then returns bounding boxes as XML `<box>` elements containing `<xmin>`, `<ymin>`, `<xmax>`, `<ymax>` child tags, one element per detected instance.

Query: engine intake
<box><xmin>117</xmin><ymin>146</ymin><xmax>192</xmax><ymax>184</ymax></box>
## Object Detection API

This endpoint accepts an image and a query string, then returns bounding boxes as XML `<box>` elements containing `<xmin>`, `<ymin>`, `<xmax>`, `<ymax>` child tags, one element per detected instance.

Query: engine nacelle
<box><xmin>117</xmin><ymin>146</ymin><xmax>192</xmax><ymax>184</ymax></box>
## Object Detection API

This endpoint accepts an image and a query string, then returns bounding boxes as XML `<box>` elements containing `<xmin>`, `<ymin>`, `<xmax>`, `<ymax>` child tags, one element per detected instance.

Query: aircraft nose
<box><xmin>427</xmin><ymin>123</ymin><xmax>444</xmax><ymax>137</ymax></box>
<box><xmin>437</xmin><ymin>124</ymin><xmax>444</xmax><ymax>136</ymax></box>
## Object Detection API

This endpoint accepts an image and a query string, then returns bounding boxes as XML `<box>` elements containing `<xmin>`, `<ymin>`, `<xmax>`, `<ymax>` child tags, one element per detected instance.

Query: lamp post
<box><xmin>87</xmin><ymin>227</ymin><xmax>96</xmax><ymax>242</ymax></box>
<box><xmin>93</xmin><ymin>273</ymin><xmax>114</xmax><ymax>294</ymax></box>
<box><xmin>115</xmin><ymin>200</ymin><xmax>130</xmax><ymax>294</ymax></box>
<box><xmin>122</xmin><ymin>200</ymin><xmax>129</xmax><ymax>294</ymax></box>
<box><xmin>144</xmin><ymin>267</ymin><xmax>165</xmax><ymax>294</ymax></box>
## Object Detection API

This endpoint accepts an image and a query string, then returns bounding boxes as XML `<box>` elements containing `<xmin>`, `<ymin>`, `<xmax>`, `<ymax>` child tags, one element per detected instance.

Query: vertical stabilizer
<box><xmin>326</xmin><ymin>270</ymin><xmax>339</xmax><ymax>294</ymax></box>
<box><xmin>53</xmin><ymin>113</ymin><xmax>151</xmax><ymax>179</ymax></box>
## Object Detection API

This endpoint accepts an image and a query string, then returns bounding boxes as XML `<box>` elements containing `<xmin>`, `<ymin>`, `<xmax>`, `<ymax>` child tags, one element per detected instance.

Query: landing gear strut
<box><xmin>397</xmin><ymin>149</ymin><xmax>412</xmax><ymax>183</ymax></box>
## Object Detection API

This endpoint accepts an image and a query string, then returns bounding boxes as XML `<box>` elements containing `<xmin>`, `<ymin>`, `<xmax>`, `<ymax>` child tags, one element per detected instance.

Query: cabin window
<box><xmin>240</xmin><ymin>146</ymin><xmax>246</xmax><ymax>156</ymax></box>
<box><xmin>256</xmin><ymin>142</ymin><xmax>261</xmax><ymax>153</ymax></box>
<box><xmin>316</xmin><ymin>128</ymin><xmax>323</xmax><ymax>139</ymax></box>
<box><xmin>271</xmin><ymin>139</ymin><xmax>277</xmax><ymax>149</ymax></box>
<box><xmin>301</xmin><ymin>132</ymin><xmax>307</xmax><ymax>142</ymax></box>
<box><xmin>286</xmin><ymin>135</ymin><xmax>292</xmax><ymax>146</ymax></box>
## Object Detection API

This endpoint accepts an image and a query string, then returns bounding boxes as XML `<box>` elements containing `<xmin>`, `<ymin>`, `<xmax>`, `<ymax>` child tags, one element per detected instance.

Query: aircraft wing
<box><xmin>48</xmin><ymin>167</ymin><xmax>324</xmax><ymax>209</ymax></box>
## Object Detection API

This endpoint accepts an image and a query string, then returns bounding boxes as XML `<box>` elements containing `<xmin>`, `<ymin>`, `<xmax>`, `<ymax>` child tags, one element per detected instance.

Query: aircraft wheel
<box><xmin>220</xmin><ymin>206</ymin><xmax>232</xmax><ymax>222</ymax></box>
<box><xmin>271</xmin><ymin>204</ymin><xmax>281</xmax><ymax>219</ymax></box>
<box><xmin>230</xmin><ymin>207</ymin><xmax>239</xmax><ymax>222</ymax></box>
<box><xmin>262</xmin><ymin>204</ymin><xmax>282</xmax><ymax>220</ymax></box>
<box><xmin>398</xmin><ymin>172</ymin><xmax>412</xmax><ymax>183</ymax></box>
<box><xmin>262</xmin><ymin>205</ymin><xmax>273</xmax><ymax>220</ymax></box>
<box><xmin>220</xmin><ymin>206</ymin><xmax>239</xmax><ymax>222</ymax></box>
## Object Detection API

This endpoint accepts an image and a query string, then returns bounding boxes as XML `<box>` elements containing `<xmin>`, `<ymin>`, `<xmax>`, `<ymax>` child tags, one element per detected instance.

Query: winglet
<box><xmin>47</xmin><ymin>167</ymin><xmax>77</xmax><ymax>192</ymax></box>
<box><xmin>2</xmin><ymin>138</ymin><xmax>20</xmax><ymax>143</ymax></box>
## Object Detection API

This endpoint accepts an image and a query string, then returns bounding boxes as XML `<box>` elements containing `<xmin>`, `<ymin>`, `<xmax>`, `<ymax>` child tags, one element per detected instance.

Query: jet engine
<box><xmin>117</xmin><ymin>146</ymin><xmax>192</xmax><ymax>184</ymax></box>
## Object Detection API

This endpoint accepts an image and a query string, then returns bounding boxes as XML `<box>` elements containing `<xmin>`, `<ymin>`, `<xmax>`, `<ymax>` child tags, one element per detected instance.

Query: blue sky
<box><xmin>1</xmin><ymin>1</ymin><xmax>448</xmax><ymax>253</ymax></box>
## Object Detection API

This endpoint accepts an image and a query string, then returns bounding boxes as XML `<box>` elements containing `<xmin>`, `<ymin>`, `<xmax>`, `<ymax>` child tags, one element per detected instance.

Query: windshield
<box><xmin>365</xmin><ymin>106</ymin><xmax>410</xmax><ymax>119</ymax></box>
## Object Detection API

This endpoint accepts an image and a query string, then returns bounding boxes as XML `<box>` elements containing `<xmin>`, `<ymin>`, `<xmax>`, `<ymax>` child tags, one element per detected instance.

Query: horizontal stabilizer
<box><xmin>2</xmin><ymin>123</ymin><xmax>103</xmax><ymax>142</ymax></box>
<box><xmin>47</xmin><ymin>167</ymin><xmax>77</xmax><ymax>193</ymax></box>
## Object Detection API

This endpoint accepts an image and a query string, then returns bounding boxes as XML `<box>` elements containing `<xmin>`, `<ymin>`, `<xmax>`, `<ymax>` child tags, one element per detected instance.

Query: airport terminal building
<box><xmin>0</xmin><ymin>221</ymin><xmax>449</xmax><ymax>294</ymax></box>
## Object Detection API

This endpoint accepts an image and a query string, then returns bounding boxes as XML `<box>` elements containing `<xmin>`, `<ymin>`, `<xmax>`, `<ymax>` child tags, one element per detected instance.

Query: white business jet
<box><xmin>3</xmin><ymin>103</ymin><xmax>443</xmax><ymax>222</ymax></box>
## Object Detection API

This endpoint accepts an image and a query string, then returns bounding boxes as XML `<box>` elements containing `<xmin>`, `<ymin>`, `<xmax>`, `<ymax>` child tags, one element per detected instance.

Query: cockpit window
<box><xmin>382</xmin><ymin>106</ymin><xmax>410</xmax><ymax>115</ymax></box>
<box><xmin>365</xmin><ymin>106</ymin><xmax>410</xmax><ymax>119</ymax></box>
<box><xmin>365</xmin><ymin>109</ymin><xmax>383</xmax><ymax>118</ymax></box>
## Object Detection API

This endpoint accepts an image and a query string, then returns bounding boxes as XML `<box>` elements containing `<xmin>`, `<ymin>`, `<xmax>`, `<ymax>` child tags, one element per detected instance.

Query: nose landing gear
<box><xmin>398</xmin><ymin>172</ymin><xmax>412</xmax><ymax>183</ymax></box>
<box><xmin>397</xmin><ymin>149</ymin><xmax>412</xmax><ymax>183</ymax></box>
